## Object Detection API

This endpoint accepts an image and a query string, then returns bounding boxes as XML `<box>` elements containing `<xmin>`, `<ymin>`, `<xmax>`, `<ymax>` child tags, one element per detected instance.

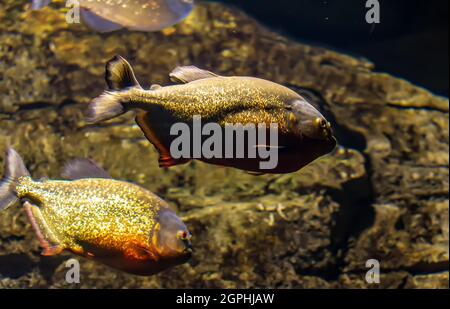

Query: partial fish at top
<box><xmin>31</xmin><ymin>0</ymin><xmax>195</xmax><ymax>33</ymax></box>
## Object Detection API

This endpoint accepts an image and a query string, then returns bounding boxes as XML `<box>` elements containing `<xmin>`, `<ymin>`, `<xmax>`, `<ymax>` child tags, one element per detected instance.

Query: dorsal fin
<box><xmin>135</xmin><ymin>112</ymin><xmax>190</xmax><ymax>168</ymax></box>
<box><xmin>105</xmin><ymin>55</ymin><xmax>141</xmax><ymax>90</ymax></box>
<box><xmin>62</xmin><ymin>159</ymin><xmax>112</xmax><ymax>180</ymax></box>
<box><xmin>169</xmin><ymin>66</ymin><xmax>219</xmax><ymax>84</ymax></box>
<box><xmin>150</xmin><ymin>84</ymin><xmax>162</xmax><ymax>90</ymax></box>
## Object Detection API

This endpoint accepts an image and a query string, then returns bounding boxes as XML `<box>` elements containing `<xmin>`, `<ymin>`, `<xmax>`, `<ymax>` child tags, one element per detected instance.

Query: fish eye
<box><xmin>177</xmin><ymin>230</ymin><xmax>189</xmax><ymax>240</ymax></box>
<box><xmin>315</xmin><ymin>118</ymin><xmax>327</xmax><ymax>128</ymax></box>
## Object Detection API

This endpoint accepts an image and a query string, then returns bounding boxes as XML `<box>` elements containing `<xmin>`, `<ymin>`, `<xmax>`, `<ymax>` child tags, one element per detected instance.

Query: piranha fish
<box><xmin>0</xmin><ymin>148</ymin><xmax>192</xmax><ymax>276</ymax></box>
<box><xmin>31</xmin><ymin>0</ymin><xmax>194</xmax><ymax>33</ymax></box>
<box><xmin>87</xmin><ymin>56</ymin><xmax>337</xmax><ymax>174</ymax></box>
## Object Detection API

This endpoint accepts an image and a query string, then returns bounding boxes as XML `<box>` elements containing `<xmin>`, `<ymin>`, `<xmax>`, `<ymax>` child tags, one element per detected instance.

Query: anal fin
<box><xmin>135</xmin><ymin>112</ymin><xmax>190</xmax><ymax>168</ymax></box>
<box><xmin>158</xmin><ymin>156</ymin><xmax>190</xmax><ymax>168</ymax></box>
<box><xmin>42</xmin><ymin>245</ymin><xmax>64</xmax><ymax>257</ymax></box>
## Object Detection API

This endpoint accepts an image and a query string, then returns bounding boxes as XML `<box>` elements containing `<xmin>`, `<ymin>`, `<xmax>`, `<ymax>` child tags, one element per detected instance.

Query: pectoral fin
<box><xmin>253</xmin><ymin>145</ymin><xmax>285</xmax><ymax>149</ymax></box>
<box><xmin>124</xmin><ymin>244</ymin><xmax>158</xmax><ymax>261</ymax></box>
<box><xmin>135</xmin><ymin>112</ymin><xmax>190</xmax><ymax>168</ymax></box>
<box><xmin>169</xmin><ymin>66</ymin><xmax>219</xmax><ymax>84</ymax></box>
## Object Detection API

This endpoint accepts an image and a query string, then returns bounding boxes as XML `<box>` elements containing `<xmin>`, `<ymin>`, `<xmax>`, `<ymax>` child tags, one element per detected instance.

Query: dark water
<box><xmin>210</xmin><ymin>0</ymin><xmax>449</xmax><ymax>97</ymax></box>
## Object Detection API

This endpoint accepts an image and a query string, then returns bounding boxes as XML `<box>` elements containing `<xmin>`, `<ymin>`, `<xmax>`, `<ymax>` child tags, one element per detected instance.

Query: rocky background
<box><xmin>0</xmin><ymin>1</ymin><xmax>448</xmax><ymax>288</ymax></box>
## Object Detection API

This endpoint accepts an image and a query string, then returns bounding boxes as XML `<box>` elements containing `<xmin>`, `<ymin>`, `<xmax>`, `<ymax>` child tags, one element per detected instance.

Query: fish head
<box><xmin>286</xmin><ymin>99</ymin><xmax>334</xmax><ymax>142</ymax></box>
<box><xmin>152</xmin><ymin>208</ymin><xmax>192</xmax><ymax>262</ymax></box>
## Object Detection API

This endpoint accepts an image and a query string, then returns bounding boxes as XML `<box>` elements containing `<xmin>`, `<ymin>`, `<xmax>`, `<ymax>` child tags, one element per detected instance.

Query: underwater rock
<box><xmin>0</xmin><ymin>1</ymin><xmax>448</xmax><ymax>288</ymax></box>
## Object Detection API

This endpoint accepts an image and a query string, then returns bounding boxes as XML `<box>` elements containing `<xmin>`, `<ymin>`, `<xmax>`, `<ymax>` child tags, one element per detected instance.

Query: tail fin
<box><xmin>0</xmin><ymin>148</ymin><xmax>30</xmax><ymax>211</ymax></box>
<box><xmin>31</xmin><ymin>0</ymin><xmax>51</xmax><ymax>10</ymax></box>
<box><xmin>86</xmin><ymin>91</ymin><xmax>125</xmax><ymax>123</ymax></box>
<box><xmin>86</xmin><ymin>55</ymin><xmax>141</xmax><ymax>123</ymax></box>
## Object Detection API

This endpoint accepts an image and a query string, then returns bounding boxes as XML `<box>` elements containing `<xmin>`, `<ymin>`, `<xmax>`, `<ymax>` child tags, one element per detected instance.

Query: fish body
<box><xmin>31</xmin><ymin>0</ymin><xmax>194</xmax><ymax>33</ymax></box>
<box><xmin>0</xmin><ymin>150</ymin><xmax>192</xmax><ymax>276</ymax></box>
<box><xmin>88</xmin><ymin>56</ymin><xmax>337</xmax><ymax>174</ymax></box>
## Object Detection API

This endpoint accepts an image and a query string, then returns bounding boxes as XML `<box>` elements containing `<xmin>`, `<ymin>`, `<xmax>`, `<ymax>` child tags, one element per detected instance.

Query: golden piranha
<box><xmin>31</xmin><ymin>0</ymin><xmax>194</xmax><ymax>32</ymax></box>
<box><xmin>87</xmin><ymin>55</ymin><xmax>337</xmax><ymax>174</ymax></box>
<box><xmin>0</xmin><ymin>148</ymin><xmax>192</xmax><ymax>276</ymax></box>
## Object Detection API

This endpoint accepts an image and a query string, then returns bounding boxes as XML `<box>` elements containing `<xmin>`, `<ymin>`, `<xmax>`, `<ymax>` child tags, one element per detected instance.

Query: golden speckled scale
<box><xmin>17</xmin><ymin>177</ymin><xmax>163</xmax><ymax>256</ymax></box>
<box><xmin>128</xmin><ymin>76</ymin><xmax>300</xmax><ymax>123</ymax></box>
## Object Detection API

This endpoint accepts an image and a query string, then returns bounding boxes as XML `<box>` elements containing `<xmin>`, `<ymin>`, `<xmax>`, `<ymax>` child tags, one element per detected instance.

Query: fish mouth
<box><xmin>306</xmin><ymin>130</ymin><xmax>336</xmax><ymax>146</ymax></box>
<box><xmin>325</xmin><ymin>135</ymin><xmax>338</xmax><ymax>150</ymax></box>
<box><xmin>321</xmin><ymin>122</ymin><xmax>334</xmax><ymax>140</ymax></box>
<box><xmin>327</xmin><ymin>133</ymin><xmax>337</xmax><ymax>144</ymax></box>
<box><xmin>320</xmin><ymin>126</ymin><xmax>337</xmax><ymax>146</ymax></box>
<box><xmin>304</xmin><ymin>134</ymin><xmax>337</xmax><ymax>155</ymax></box>
<box><xmin>180</xmin><ymin>246</ymin><xmax>193</xmax><ymax>262</ymax></box>
<box><xmin>184</xmin><ymin>244</ymin><xmax>193</xmax><ymax>255</ymax></box>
